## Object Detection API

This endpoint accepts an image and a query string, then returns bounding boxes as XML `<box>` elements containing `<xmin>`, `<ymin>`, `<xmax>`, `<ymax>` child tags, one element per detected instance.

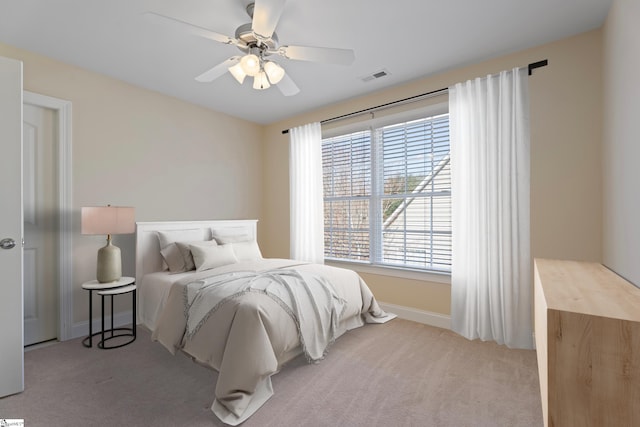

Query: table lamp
<box><xmin>81</xmin><ymin>205</ymin><xmax>135</xmax><ymax>283</ymax></box>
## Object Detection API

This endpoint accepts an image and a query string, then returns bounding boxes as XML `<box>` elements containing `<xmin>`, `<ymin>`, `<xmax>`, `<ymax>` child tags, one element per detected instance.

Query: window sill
<box><xmin>325</xmin><ymin>260</ymin><xmax>451</xmax><ymax>284</ymax></box>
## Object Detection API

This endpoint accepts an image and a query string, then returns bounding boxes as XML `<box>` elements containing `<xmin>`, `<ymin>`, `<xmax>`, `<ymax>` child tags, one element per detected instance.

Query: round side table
<box><xmin>81</xmin><ymin>276</ymin><xmax>136</xmax><ymax>349</ymax></box>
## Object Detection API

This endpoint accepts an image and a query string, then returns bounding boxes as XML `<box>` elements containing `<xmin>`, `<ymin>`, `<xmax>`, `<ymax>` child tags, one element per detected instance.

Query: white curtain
<box><xmin>289</xmin><ymin>122</ymin><xmax>324</xmax><ymax>263</ymax></box>
<box><xmin>449</xmin><ymin>67</ymin><xmax>532</xmax><ymax>349</ymax></box>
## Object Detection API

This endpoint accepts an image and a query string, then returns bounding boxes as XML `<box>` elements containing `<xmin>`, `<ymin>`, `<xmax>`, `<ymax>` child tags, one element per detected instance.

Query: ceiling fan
<box><xmin>145</xmin><ymin>0</ymin><xmax>356</xmax><ymax>96</ymax></box>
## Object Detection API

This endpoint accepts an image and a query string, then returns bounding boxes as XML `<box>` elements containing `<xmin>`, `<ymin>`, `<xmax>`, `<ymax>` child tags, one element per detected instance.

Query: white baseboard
<box><xmin>70</xmin><ymin>305</ymin><xmax>449</xmax><ymax>340</ymax></box>
<box><xmin>379</xmin><ymin>302</ymin><xmax>451</xmax><ymax>330</ymax></box>
<box><xmin>70</xmin><ymin>310</ymin><xmax>134</xmax><ymax>340</ymax></box>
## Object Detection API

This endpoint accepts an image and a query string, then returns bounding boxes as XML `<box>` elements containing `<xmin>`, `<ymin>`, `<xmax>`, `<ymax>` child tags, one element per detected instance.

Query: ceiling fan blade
<box><xmin>251</xmin><ymin>0</ymin><xmax>286</xmax><ymax>39</ymax></box>
<box><xmin>279</xmin><ymin>45</ymin><xmax>355</xmax><ymax>65</ymax></box>
<box><xmin>144</xmin><ymin>12</ymin><xmax>236</xmax><ymax>45</ymax></box>
<box><xmin>195</xmin><ymin>57</ymin><xmax>241</xmax><ymax>83</ymax></box>
<box><xmin>276</xmin><ymin>73</ymin><xmax>300</xmax><ymax>97</ymax></box>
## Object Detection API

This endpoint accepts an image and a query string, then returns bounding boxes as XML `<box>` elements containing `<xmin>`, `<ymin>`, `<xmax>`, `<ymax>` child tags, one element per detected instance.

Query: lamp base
<box><xmin>97</xmin><ymin>236</ymin><xmax>122</xmax><ymax>283</ymax></box>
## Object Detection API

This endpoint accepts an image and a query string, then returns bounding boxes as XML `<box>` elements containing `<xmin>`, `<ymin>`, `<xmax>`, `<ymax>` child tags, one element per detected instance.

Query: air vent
<box><xmin>360</xmin><ymin>69</ymin><xmax>390</xmax><ymax>82</ymax></box>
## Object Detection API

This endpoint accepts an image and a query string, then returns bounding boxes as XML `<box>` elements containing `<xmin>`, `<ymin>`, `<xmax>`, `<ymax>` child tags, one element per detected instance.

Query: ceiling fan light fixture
<box><xmin>240</xmin><ymin>53</ymin><xmax>260</xmax><ymax>76</ymax></box>
<box><xmin>264</xmin><ymin>61</ymin><xmax>285</xmax><ymax>84</ymax></box>
<box><xmin>149</xmin><ymin>3</ymin><xmax>355</xmax><ymax>97</ymax></box>
<box><xmin>228</xmin><ymin>62</ymin><xmax>247</xmax><ymax>84</ymax></box>
<box><xmin>253</xmin><ymin>71</ymin><xmax>271</xmax><ymax>90</ymax></box>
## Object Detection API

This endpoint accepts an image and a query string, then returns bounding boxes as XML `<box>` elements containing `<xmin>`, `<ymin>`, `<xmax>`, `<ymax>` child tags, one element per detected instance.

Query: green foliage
<box><xmin>383</xmin><ymin>200</ymin><xmax>403</xmax><ymax>220</ymax></box>
<box><xmin>382</xmin><ymin>175</ymin><xmax>425</xmax><ymax>221</ymax></box>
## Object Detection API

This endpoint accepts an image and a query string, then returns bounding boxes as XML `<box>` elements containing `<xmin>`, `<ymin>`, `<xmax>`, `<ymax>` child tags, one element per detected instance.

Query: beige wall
<box><xmin>263</xmin><ymin>29</ymin><xmax>603</xmax><ymax>315</ymax></box>
<box><xmin>0</xmin><ymin>42</ymin><xmax>264</xmax><ymax>324</ymax></box>
<box><xmin>602</xmin><ymin>0</ymin><xmax>640</xmax><ymax>286</ymax></box>
<box><xmin>0</xmin><ymin>23</ymin><xmax>608</xmax><ymax>326</ymax></box>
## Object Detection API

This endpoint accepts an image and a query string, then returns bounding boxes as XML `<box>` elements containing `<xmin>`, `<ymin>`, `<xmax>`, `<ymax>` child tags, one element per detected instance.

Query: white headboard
<box><xmin>135</xmin><ymin>219</ymin><xmax>258</xmax><ymax>285</ymax></box>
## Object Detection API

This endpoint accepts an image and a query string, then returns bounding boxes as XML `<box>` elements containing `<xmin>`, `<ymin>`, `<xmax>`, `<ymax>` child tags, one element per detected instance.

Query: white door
<box><xmin>0</xmin><ymin>55</ymin><xmax>24</xmax><ymax>397</ymax></box>
<box><xmin>23</xmin><ymin>103</ymin><xmax>58</xmax><ymax>346</ymax></box>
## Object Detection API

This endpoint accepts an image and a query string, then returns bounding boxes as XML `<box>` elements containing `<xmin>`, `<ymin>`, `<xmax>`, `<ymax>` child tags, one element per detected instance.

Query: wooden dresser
<box><xmin>534</xmin><ymin>259</ymin><xmax>640</xmax><ymax>427</ymax></box>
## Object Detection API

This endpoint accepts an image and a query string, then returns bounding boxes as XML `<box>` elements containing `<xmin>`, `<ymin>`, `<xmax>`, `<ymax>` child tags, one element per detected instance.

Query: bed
<box><xmin>135</xmin><ymin>220</ymin><xmax>395</xmax><ymax>425</ymax></box>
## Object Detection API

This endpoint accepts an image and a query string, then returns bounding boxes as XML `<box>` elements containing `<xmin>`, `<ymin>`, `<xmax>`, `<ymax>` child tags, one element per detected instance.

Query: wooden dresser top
<box><xmin>535</xmin><ymin>258</ymin><xmax>640</xmax><ymax>322</ymax></box>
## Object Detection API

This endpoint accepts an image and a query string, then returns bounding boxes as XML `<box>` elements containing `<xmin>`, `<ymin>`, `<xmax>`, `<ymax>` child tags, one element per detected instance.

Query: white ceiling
<box><xmin>0</xmin><ymin>0</ymin><xmax>611</xmax><ymax>125</ymax></box>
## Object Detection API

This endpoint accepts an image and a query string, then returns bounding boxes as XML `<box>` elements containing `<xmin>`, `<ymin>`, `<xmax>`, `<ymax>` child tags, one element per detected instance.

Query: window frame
<box><xmin>322</xmin><ymin>102</ymin><xmax>451</xmax><ymax>277</ymax></box>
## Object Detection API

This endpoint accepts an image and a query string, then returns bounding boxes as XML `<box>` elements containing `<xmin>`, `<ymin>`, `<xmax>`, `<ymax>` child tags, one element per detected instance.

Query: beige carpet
<box><xmin>0</xmin><ymin>319</ymin><xmax>542</xmax><ymax>426</ymax></box>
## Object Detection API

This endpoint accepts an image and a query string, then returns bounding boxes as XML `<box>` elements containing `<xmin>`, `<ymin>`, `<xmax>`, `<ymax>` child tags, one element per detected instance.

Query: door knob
<box><xmin>0</xmin><ymin>238</ymin><xmax>16</xmax><ymax>249</ymax></box>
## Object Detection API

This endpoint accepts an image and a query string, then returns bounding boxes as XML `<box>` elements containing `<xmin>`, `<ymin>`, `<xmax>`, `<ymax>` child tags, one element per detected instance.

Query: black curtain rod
<box><xmin>281</xmin><ymin>87</ymin><xmax>446</xmax><ymax>135</ymax></box>
<box><xmin>282</xmin><ymin>59</ymin><xmax>548</xmax><ymax>135</ymax></box>
<box><xmin>528</xmin><ymin>59</ymin><xmax>548</xmax><ymax>75</ymax></box>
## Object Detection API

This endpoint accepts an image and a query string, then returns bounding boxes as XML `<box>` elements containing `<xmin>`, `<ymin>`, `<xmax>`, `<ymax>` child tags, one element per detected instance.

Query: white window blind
<box><xmin>322</xmin><ymin>112</ymin><xmax>451</xmax><ymax>273</ymax></box>
<box><xmin>323</xmin><ymin>130</ymin><xmax>371</xmax><ymax>261</ymax></box>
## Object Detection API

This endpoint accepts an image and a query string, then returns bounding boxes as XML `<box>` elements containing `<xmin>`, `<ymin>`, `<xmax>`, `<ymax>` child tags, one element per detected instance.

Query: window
<box><xmin>322</xmin><ymin>111</ymin><xmax>451</xmax><ymax>273</ymax></box>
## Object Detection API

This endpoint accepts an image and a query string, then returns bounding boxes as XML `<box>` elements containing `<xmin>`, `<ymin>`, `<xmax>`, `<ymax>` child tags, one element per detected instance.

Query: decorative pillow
<box><xmin>190</xmin><ymin>244</ymin><xmax>238</xmax><ymax>272</ymax></box>
<box><xmin>160</xmin><ymin>243</ymin><xmax>187</xmax><ymax>273</ymax></box>
<box><xmin>175</xmin><ymin>240</ymin><xmax>217</xmax><ymax>271</ymax></box>
<box><xmin>231</xmin><ymin>240</ymin><xmax>263</xmax><ymax>261</ymax></box>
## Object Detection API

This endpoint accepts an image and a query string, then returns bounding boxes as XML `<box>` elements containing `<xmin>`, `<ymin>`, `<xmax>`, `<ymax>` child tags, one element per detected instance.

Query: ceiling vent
<box><xmin>360</xmin><ymin>69</ymin><xmax>390</xmax><ymax>82</ymax></box>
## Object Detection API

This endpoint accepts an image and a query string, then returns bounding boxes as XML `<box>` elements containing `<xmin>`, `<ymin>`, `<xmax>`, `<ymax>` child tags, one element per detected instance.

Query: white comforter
<box><xmin>151</xmin><ymin>258</ymin><xmax>395</xmax><ymax>425</ymax></box>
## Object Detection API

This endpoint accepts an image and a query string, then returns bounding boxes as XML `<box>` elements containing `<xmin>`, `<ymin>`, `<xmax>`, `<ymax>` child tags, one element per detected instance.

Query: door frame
<box><xmin>23</xmin><ymin>91</ymin><xmax>72</xmax><ymax>341</ymax></box>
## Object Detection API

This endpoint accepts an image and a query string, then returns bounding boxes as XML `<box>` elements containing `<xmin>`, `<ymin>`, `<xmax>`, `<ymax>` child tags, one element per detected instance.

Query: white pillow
<box><xmin>157</xmin><ymin>229</ymin><xmax>207</xmax><ymax>271</ymax></box>
<box><xmin>214</xmin><ymin>233</ymin><xmax>252</xmax><ymax>244</ymax></box>
<box><xmin>175</xmin><ymin>240</ymin><xmax>217</xmax><ymax>271</ymax></box>
<box><xmin>157</xmin><ymin>229</ymin><xmax>206</xmax><ymax>248</ymax></box>
<box><xmin>190</xmin><ymin>244</ymin><xmax>238</xmax><ymax>272</ymax></box>
<box><xmin>211</xmin><ymin>227</ymin><xmax>253</xmax><ymax>244</ymax></box>
<box><xmin>231</xmin><ymin>240</ymin><xmax>263</xmax><ymax>261</ymax></box>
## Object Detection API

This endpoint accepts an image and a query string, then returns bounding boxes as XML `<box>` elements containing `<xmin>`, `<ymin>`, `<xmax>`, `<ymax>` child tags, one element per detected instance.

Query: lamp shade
<box><xmin>228</xmin><ymin>62</ymin><xmax>247</xmax><ymax>84</ymax></box>
<box><xmin>81</xmin><ymin>206</ymin><xmax>135</xmax><ymax>235</ymax></box>
<box><xmin>264</xmin><ymin>61</ymin><xmax>285</xmax><ymax>84</ymax></box>
<box><xmin>253</xmin><ymin>71</ymin><xmax>271</xmax><ymax>90</ymax></box>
